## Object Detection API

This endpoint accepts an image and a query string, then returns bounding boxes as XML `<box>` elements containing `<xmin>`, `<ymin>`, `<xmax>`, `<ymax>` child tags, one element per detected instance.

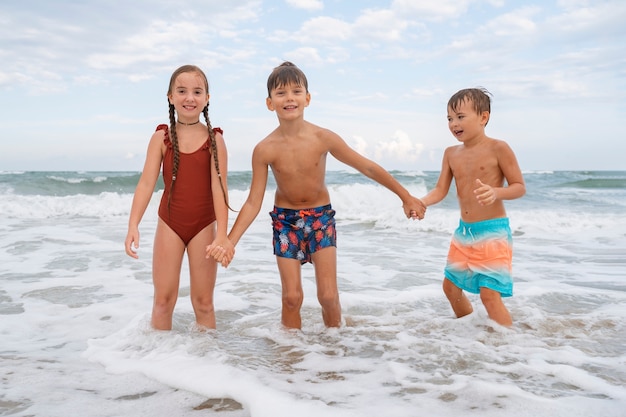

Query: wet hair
<box><xmin>166</xmin><ymin>65</ymin><xmax>231</xmax><ymax>211</ymax></box>
<box><xmin>448</xmin><ymin>87</ymin><xmax>492</xmax><ymax>125</ymax></box>
<box><xmin>266</xmin><ymin>61</ymin><xmax>308</xmax><ymax>97</ymax></box>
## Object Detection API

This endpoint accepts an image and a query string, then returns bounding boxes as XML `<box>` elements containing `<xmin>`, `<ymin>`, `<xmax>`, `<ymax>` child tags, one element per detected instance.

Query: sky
<box><xmin>1</xmin><ymin>0</ymin><xmax>624</xmax><ymax>172</ymax></box>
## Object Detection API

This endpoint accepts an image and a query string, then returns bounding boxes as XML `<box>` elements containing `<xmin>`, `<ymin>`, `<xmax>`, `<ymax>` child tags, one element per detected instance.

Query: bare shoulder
<box><xmin>150</xmin><ymin>127</ymin><xmax>167</xmax><ymax>141</ymax></box>
<box><xmin>147</xmin><ymin>128</ymin><xmax>167</xmax><ymax>151</ymax></box>
<box><xmin>444</xmin><ymin>143</ymin><xmax>463</xmax><ymax>156</ymax></box>
<box><xmin>252</xmin><ymin>129</ymin><xmax>281</xmax><ymax>163</ymax></box>
<box><xmin>256</xmin><ymin>128</ymin><xmax>280</xmax><ymax>149</ymax></box>
<box><xmin>313</xmin><ymin>123</ymin><xmax>340</xmax><ymax>140</ymax></box>
<box><xmin>310</xmin><ymin>123</ymin><xmax>348</xmax><ymax>151</ymax></box>
<box><xmin>212</xmin><ymin>129</ymin><xmax>226</xmax><ymax>147</ymax></box>
<box><xmin>489</xmin><ymin>137</ymin><xmax>517</xmax><ymax>154</ymax></box>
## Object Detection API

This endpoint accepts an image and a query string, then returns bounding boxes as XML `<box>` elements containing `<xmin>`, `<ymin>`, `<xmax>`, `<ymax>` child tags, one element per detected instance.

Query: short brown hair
<box><xmin>448</xmin><ymin>87</ymin><xmax>492</xmax><ymax>116</ymax></box>
<box><xmin>266</xmin><ymin>61</ymin><xmax>309</xmax><ymax>97</ymax></box>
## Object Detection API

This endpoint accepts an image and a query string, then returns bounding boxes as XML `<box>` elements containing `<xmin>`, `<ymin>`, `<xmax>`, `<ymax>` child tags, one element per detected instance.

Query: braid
<box><xmin>167</xmin><ymin>102</ymin><xmax>180</xmax><ymax>214</ymax></box>
<box><xmin>203</xmin><ymin>105</ymin><xmax>234</xmax><ymax>211</ymax></box>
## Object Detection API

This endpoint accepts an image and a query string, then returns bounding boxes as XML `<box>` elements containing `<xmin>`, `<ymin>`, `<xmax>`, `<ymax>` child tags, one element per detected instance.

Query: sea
<box><xmin>1</xmin><ymin>170</ymin><xmax>624</xmax><ymax>417</ymax></box>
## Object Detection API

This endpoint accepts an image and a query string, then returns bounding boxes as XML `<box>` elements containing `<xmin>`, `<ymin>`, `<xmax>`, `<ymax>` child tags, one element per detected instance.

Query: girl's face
<box><xmin>168</xmin><ymin>71</ymin><xmax>209</xmax><ymax>121</ymax></box>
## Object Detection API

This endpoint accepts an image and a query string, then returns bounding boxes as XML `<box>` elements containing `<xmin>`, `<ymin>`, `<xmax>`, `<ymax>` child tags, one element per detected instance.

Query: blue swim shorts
<box><xmin>270</xmin><ymin>204</ymin><xmax>337</xmax><ymax>264</ymax></box>
<box><xmin>444</xmin><ymin>218</ymin><xmax>513</xmax><ymax>297</ymax></box>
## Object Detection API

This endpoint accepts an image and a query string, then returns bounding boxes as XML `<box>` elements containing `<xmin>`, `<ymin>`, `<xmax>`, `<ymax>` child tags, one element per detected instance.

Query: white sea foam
<box><xmin>1</xmin><ymin>172</ymin><xmax>624</xmax><ymax>416</ymax></box>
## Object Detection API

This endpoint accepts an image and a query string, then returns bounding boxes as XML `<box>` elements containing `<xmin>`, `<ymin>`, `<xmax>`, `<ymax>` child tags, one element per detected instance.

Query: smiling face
<box><xmin>447</xmin><ymin>98</ymin><xmax>489</xmax><ymax>143</ymax></box>
<box><xmin>266</xmin><ymin>81</ymin><xmax>310</xmax><ymax>119</ymax></box>
<box><xmin>167</xmin><ymin>70</ymin><xmax>210</xmax><ymax>123</ymax></box>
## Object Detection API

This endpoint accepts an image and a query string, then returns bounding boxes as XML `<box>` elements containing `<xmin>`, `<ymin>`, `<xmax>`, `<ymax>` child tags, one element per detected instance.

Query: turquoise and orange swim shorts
<box><xmin>444</xmin><ymin>217</ymin><xmax>513</xmax><ymax>297</ymax></box>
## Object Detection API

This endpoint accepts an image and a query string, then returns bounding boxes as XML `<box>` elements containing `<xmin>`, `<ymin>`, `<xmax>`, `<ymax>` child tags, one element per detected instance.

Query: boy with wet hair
<box><xmin>208</xmin><ymin>61</ymin><xmax>425</xmax><ymax>329</ymax></box>
<box><xmin>421</xmin><ymin>88</ymin><xmax>525</xmax><ymax>326</ymax></box>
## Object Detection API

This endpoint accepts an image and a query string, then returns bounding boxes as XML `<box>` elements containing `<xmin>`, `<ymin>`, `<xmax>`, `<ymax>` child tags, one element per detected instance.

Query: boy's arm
<box><xmin>226</xmin><ymin>144</ymin><xmax>270</xmax><ymax>246</ymax></box>
<box><xmin>474</xmin><ymin>141</ymin><xmax>525</xmax><ymax>205</ymax></box>
<box><xmin>326</xmin><ymin>130</ymin><xmax>425</xmax><ymax>219</ymax></box>
<box><xmin>206</xmin><ymin>144</ymin><xmax>269</xmax><ymax>265</ymax></box>
<box><xmin>228</xmin><ymin>170</ymin><xmax>268</xmax><ymax>246</ymax></box>
<box><xmin>420</xmin><ymin>149</ymin><xmax>453</xmax><ymax>207</ymax></box>
<box><xmin>497</xmin><ymin>141</ymin><xmax>526</xmax><ymax>200</ymax></box>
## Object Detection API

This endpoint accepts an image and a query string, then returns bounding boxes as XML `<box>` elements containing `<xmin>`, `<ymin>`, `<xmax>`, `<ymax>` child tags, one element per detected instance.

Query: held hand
<box><xmin>124</xmin><ymin>229</ymin><xmax>140</xmax><ymax>259</ymax></box>
<box><xmin>474</xmin><ymin>179</ymin><xmax>496</xmax><ymax>206</ymax></box>
<box><xmin>206</xmin><ymin>237</ymin><xmax>235</xmax><ymax>268</ymax></box>
<box><xmin>404</xmin><ymin>195</ymin><xmax>426</xmax><ymax>220</ymax></box>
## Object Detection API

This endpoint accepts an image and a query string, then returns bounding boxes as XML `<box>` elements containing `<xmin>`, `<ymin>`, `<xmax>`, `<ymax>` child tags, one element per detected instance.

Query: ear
<box><xmin>481</xmin><ymin>111</ymin><xmax>490</xmax><ymax>126</ymax></box>
<box><xmin>305</xmin><ymin>92</ymin><xmax>311</xmax><ymax>107</ymax></box>
<box><xmin>266</xmin><ymin>97</ymin><xmax>275</xmax><ymax>112</ymax></box>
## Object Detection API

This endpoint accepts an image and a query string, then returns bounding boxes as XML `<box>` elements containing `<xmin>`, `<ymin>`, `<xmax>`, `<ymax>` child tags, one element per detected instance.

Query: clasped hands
<box><xmin>206</xmin><ymin>238</ymin><xmax>235</xmax><ymax>268</ymax></box>
<box><xmin>406</xmin><ymin>196</ymin><xmax>427</xmax><ymax>220</ymax></box>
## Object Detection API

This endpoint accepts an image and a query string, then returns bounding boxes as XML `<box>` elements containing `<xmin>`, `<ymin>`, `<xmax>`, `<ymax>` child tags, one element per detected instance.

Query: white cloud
<box><xmin>298</xmin><ymin>16</ymin><xmax>352</xmax><ymax>43</ymax></box>
<box><xmin>374</xmin><ymin>130</ymin><xmax>424</xmax><ymax>162</ymax></box>
<box><xmin>285</xmin><ymin>47</ymin><xmax>324</xmax><ymax>65</ymax></box>
<box><xmin>285</xmin><ymin>0</ymin><xmax>324</xmax><ymax>11</ymax></box>
<box><xmin>550</xmin><ymin>1</ymin><xmax>626</xmax><ymax>35</ymax></box>
<box><xmin>481</xmin><ymin>6</ymin><xmax>540</xmax><ymax>37</ymax></box>
<box><xmin>391</xmin><ymin>0</ymin><xmax>471</xmax><ymax>20</ymax></box>
<box><xmin>86</xmin><ymin>21</ymin><xmax>206</xmax><ymax>70</ymax></box>
<box><xmin>0</xmin><ymin>0</ymin><xmax>623</xmax><ymax>171</ymax></box>
<box><xmin>353</xmin><ymin>9</ymin><xmax>409</xmax><ymax>42</ymax></box>
<box><xmin>351</xmin><ymin>135</ymin><xmax>370</xmax><ymax>157</ymax></box>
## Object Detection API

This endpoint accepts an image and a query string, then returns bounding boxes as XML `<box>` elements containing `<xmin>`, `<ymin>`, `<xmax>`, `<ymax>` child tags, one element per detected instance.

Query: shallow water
<box><xmin>1</xmin><ymin>170</ymin><xmax>625</xmax><ymax>416</ymax></box>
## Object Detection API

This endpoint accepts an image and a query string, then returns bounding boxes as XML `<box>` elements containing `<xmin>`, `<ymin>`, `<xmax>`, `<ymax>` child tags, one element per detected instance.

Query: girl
<box><xmin>124</xmin><ymin>65</ymin><xmax>233</xmax><ymax>330</ymax></box>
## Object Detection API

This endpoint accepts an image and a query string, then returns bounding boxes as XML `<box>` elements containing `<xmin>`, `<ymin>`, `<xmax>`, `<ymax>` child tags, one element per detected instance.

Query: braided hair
<box><xmin>166</xmin><ymin>65</ymin><xmax>231</xmax><ymax>212</ymax></box>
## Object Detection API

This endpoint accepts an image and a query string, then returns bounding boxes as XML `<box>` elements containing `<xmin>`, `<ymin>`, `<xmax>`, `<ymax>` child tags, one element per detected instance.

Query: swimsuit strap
<box><xmin>155</xmin><ymin>124</ymin><xmax>171</xmax><ymax>147</ymax></box>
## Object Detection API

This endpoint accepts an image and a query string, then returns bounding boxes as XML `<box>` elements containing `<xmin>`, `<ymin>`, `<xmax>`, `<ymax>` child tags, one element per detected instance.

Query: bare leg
<box><xmin>311</xmin><ymin>247</ymin><xmax>341</xmax><ymax>327</ymax></box>
<box><xmin>151</xmin><ymin>219</ymin><xmax>185</xmax><ymax>330</ymax></box>
<box><xmin>480</xmin><ymin>287</ymin><xmax>512</xmax><ymax>326</ymax></box>
<box><xmin>187</xmin><ymin>224</ymin><xmax>218</xmax><ymax>329</ymax></box>
<box><xmin>442</xmin><ymin>277</ymin><xmax>473</xmax><ymax>319</ymax></box>
<box><xmin>276</xmin><ymin>256</ymin><xmax>303</xmax><ymax>329</ymax></box>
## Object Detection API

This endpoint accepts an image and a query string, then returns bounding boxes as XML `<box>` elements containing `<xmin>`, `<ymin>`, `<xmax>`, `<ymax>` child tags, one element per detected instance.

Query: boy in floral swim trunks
<box><xmin>420</xmin><ymin>88</ymin><xmax>525</xmax><ymax>326</ymax></box>
<box><xmin>207</xmin><ymin>62</ymin><xmax>425</xmax><ymax>329</ymax></box>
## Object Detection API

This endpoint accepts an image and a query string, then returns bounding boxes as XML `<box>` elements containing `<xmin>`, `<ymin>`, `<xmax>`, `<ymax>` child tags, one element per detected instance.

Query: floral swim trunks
<box><xmin>270</xmin><ymin>204</ymin><xmax>337</xmax><ymax>264</ymax></box>
<box><xmin>444</xmin><ymin>217</ymin><xmax>514</xmax><ymax>297</ymax></box>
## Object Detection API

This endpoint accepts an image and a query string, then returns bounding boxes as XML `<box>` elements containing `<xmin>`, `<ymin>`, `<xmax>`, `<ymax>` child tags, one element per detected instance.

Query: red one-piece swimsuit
<box><xmin>156</xmin><ymin>124</ymin><xmax>222</xmax><ymax>245</ymax></box>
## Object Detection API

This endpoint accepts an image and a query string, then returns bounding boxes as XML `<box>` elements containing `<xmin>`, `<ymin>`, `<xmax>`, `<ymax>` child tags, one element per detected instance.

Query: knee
<box><xmin>191</xmin><ymin>294</ymin><xmax>214</xmax><ymax>315</ymax></box>
<box><xmin>317</xmin><ymin>289</ymin><xmax>339</xmax><ymax>310</ymax></box>
<box><xmin>282</xmin><ymin>290</ymin><xmax>303</xmax><ymax>312</ymax></box>
<box><xmin>152</xmin><ymin>294</ymin><xmax>177</xmax><ymax>315</ymax></box>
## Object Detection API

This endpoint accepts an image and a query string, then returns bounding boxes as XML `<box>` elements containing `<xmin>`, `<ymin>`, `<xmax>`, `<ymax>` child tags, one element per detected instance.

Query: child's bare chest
<box><xmin>450</xmin><ymin>146</ymin><xmax>497</xmax><ymax>172</ymax></box>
